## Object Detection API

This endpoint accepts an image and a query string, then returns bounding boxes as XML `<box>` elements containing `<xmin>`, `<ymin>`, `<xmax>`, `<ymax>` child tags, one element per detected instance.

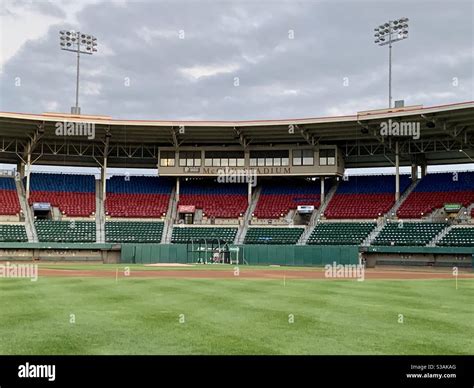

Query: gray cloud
<box><xmin>2</xmin><ymin>0</ymin><xmax>66</xmax><ymax>18</ymax></box>
<box><xmin>0</xmin><ymin>0</ymin><xmax>472</xmax><ymax>120</ymax></box>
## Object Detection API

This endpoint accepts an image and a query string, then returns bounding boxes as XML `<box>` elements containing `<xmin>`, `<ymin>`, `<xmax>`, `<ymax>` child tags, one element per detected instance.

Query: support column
<box><xmin>101</xmin><ymin>156</ymin><xmax>107</xmax><ymax>201</ymax></box>
<box><xmin>320</xmin><ymin>177</ymin><xmax>325</xmax><ymax>204</ymax></box>
<box><xmin>395</xmin><ymin>141</ymin><xmax>400</xmax><ymax>201</ymax></box>
<box><xmin>176</xmin><ymin>177</ymin><xmax>180</xmax><ymax>202</ymax></box>
<box><xmin>421</xmin><ymin>163</ymin><xmax>427</xmax><ymax>178</ymax></box>
<box><xmin>411</xmin><ymin>164</ymin><xmax>417</xmax><ymax>182</ymax></box>
<box><xmin>25</xmin><ymin>151</ymin><xmax>32</xmax><ymax>200</ymax></box>
<box><xmin>247</xmin><ymin>180</ymin><xmax>252</xmax><ymax>206</ymax></box>
<box><xmin>17</xmin><ymin>162</ymin><xmax>25</xmax><ymax>180</ymax></box>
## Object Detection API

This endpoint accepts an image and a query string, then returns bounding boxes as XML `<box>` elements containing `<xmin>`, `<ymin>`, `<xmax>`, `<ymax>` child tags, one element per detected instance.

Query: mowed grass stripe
<box><xmin>0</xmin><ymin>277</ymin><xmax>472</xmax><ymax>354</ymax></box>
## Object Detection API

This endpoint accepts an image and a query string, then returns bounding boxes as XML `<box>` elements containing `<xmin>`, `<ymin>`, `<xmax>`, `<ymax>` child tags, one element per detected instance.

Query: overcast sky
<box><xmin>1</xmin><ymin>0</ymin><xmax>473</xmax><ymax>120</ymax></box>
<box><xmin>0</xmin><ymin>0</ymin><xmax>472</xmax><ymax>173</ymax></box>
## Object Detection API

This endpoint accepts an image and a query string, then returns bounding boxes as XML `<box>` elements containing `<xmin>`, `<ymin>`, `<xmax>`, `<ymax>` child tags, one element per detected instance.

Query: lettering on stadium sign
<box><xmin>201</xmin><ymin>167</ymin><xmax>292</xmax><ymax>175</ymax></box>
<box><xmin>184</xmin><ymin>167</ymin><xmax>201</xmax><ymax>173</ymax></box>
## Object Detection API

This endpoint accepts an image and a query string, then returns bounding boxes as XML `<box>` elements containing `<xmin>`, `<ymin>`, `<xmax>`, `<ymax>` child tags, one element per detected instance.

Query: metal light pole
<box><xmin>374</xmin><ymin>18</ymin><xmax>409</xmax><ymax>108</ymax></box>
<box><xmin>59</xmin><ymin>30</ymin><xmax>98</xmax><ymax>114</ymax></box>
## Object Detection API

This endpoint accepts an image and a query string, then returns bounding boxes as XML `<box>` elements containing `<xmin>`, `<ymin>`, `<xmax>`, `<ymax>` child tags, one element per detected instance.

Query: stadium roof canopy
<box><xmin>0</xmin><ymin>101</ymin><xmax>472</xmax><ymax>168</ymax></box>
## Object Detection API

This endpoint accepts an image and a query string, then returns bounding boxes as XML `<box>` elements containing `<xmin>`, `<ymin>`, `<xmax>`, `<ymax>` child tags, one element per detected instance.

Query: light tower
<box><xmin>374</xmin><ymin>18</ymin><xmax>409</xmax><ymax>108</ymax></box>
<box><xmin>59</xmin><ymin>30</ymin><xmax>98</xmax><ymax>114</ymax></box>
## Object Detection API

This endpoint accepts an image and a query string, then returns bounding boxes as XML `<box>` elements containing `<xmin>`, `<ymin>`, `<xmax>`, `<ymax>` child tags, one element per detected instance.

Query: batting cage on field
<box><xmin>186</xmin><ymin>239</ymin><xmax>242</xmax><ymax>265</ymax></box>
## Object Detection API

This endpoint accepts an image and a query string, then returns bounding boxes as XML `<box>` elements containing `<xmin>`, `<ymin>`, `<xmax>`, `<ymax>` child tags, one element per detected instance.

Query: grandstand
<box><xmin>0</xmin><ymin>224</ymin><xmax>28</xmax><ymax>242</ymax></box>
<box><xmin>29</xmin><ymin>173</ymin><xmax>95</xmax><ymax>217</ymax></box>
<box><xmin>105</xmin><ymin>221</ymin><xmax>164</xmax><ymax>243</ymax></box>
<box><xmin>373</xmin><ymin>222</ymin><xmax>447</xmax><ymax>246</ymax></box>
<box><xmin>0</xmin><ymin>177</ymin><xmax>21</xmax><ymax>216</ymax></box>
<box><xmin>253</xmin><ymin>179</ymin><xmax>322</xmax><ymax>220</ymax></box>
<box><xmin>171</xmin><ymin>226</ymin><xmax>238</xmax><ymax>243</ymax></box>
<box><xmin>105</xmin><ymin>176</ymin><xmax>173</xmax><ymax>218</ymax></box>
<box><xmin>0</xmin><ymin>102</ymin><xmax>472</xmax><ymax>267</ymax></box>
<box><xmin>324</xmin><ymin>175</ymin><xmax>411</xmax><ymax>219</ymax></box>
<box><xmin>397</xmin><ymin>172</ymin><xmax>474</xmax><ymax>218</ymax></box>
<box><xmin>178</xmin><ymin>179</ymin><xmax>248</xmax><ymax>220</ymax></box>
<box><xmin>245</xmin><ymin>226</ymin><xmax>304</xmax><ymax>244</ymax></box>
<box><xmin>437</xmin><ymin>226</ymin><xmax>474</xmax><ymax>247</ymax></box>
<box><xmin>35</xmin><ymin>220</ymin><xmax>96</xmax><ymax>242</ymax></box>
<box><xmin>307</xmin><ymin>222</ymin><xmax>376</xmax><ymax>245</ymax></box>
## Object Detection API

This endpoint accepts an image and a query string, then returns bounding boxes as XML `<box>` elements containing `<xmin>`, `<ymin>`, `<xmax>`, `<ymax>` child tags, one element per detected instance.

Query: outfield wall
<box><xmin>0</xmin><ymin>243</ymin><xmax>119</xmax><ymax>262</ymax></box>
<box><xmin>362</xmin><ymin>246</ymin><xmax>474</xmax><ymax>269</ymax></box>
<box><xmin>120</xmin><ymin>244</ymin><xmax>360</xmax><ymax>266</ymax></box>
<box><xmin>0</xmin><ymin>242</ymin><xmax>471</xmax><ymax>269</ymax></box>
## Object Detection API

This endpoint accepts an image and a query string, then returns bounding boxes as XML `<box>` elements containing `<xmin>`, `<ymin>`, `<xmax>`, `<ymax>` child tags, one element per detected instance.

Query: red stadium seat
<box><xmin>0</xmin><ymin>190</ymin><xmax>21</xmax><ymax>215</ymax></box>
<box><xmin>29</xmin><ymin>191</ymin><xmax>95</xmax><ymax>217</ymax></box>
<box><xmin>178</xmin><ymin>194</ymin><xmax>247</xmax><ymax>218</ymax></box>
<box><xmin>105</xmin><ymin>193</ymin><xmax>170</xmax><ymax>218</ymax></box>
<box><xmin>324</xmin><ymin>193</ymin><xmax>395</xmax><ymax>219</ymax></box>
<box><xmin>254</xmin><ymin>194</ymin><xmax>320</xmax><ymax>219</ymax></box>
<box><xmin>397</xmin><ymin>191</ymin><xmax>474</xmax><ymax>218</ymax></box>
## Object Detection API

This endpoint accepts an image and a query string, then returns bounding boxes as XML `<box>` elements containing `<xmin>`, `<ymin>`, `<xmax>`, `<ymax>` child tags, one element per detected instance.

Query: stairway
<box><xmin>95</xmin><ymin>180</ymin><xmax>105</xmax><ymax>243</ymax></box>
<box><xmin>162</xmin><ymin>187</ymin><xmax>177</xmax><ymax>244</ymax></box>
<box><xmin>466</xmin><ymin>203</ymin><xmax>474</xmax><ymax>221</ymax></box>
<box><xmin>235</xmin><ymin>186</ymin><xmax>261</xmax><ymax>244</ymax></box>
<box><xmin>467</xmin><ymin>203</ymin><xmax>474</xmax><ymax>213</ymax></box>
<box><xmin>428</xmin><ymin>224</ymin><xmax>453</xmax><ymax>247</ymax></box>
<box><xmin>194</xmin><ymin>209</ymin><xmax>203</xmax><ymax>223</ymax></box>
<box><xmin>298</xmin><ymin>181</ymin><xmax>339</xmax><ymax>245</ymax></box>
<box><xmin>426</xmin><ymin>207</ymin><xmax>447</xmax><ymax>222</ymax></box>
<box><xmin>51</xmin><ymin>207</ymin><xmax>62</xmax><ymax>220</ymax></box>
<box><xmin>387</xmin><ymin>179</ymin><xmax>419</xmax><ymax>218</ymax></box>
<box><xmin>361</xmin><ymin>219</ymin><xmax>386</xmax><ymax>246</ymax></box>
<box><xmin>15</xmin><ymin>179</ymin><xmax>38</xmax><ymax>242</ymax></box>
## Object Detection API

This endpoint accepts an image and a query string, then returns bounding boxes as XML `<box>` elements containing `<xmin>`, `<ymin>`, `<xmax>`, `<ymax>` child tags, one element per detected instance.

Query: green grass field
<box><xmin>0</xmin><ymin>265</ymin><xmax>472</xmax><ymax>355</ymax></box>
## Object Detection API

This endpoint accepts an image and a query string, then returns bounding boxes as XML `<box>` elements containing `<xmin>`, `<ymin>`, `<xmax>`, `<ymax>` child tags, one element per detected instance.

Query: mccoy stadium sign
<box><xmin>204</xmin><ymin>167</ymin><xmax>291</xmax><ymax>175</ymax></box>
<box><xmin>175</xmin><ymin>166</ymin><xmax>312</xmax><ymax>176</ymax></box>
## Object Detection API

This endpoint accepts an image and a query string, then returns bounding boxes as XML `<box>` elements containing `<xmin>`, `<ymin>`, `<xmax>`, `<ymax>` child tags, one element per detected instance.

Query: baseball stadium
<box><xmin>0</xmin><ymin>102</ymin><xmax>472</xmax><ymax>355</ymax></box>
<box><xmin>1</xmin><ymin>0</ymin><xmax>473</xmax><ymax>368</ymax></box>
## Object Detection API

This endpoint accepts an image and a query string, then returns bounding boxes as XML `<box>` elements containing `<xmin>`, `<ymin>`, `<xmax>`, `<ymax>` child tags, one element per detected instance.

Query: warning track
<box><xmin>37</xmin><ymin>267</ymin><xmax>474</xmax><ymax>280</ymax></box>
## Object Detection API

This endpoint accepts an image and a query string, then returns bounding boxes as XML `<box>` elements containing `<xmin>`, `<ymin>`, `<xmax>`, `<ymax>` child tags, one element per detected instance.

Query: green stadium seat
<box><xmin>171</xmin><ymin>227</ymin><xmax>237</xmax><ymax>243</ymax></box>
<box><xmin>35</xmin><ymin>220</ymin><xmax>96</xmax><ymax>243</ymax></box>
<box><xmin>373</xmin><ymin>222</ymin><xmax>447</xmax><ymax>246</ymax></box>
<box><xmin>437</xmin><ymin>227</ymin><xmax>474</xmax><ymax>247</ymax></box>
<box><xmin>307</xmin><ymin>222</ymin><xmax>376</xmax><ymax>245</ymax></box>
<box><xmin>244</xmin><ymin>227</ymin><xmax>304</xmax><ymax>244</ymax></box>
<box><xmin>0</xmin><ymin>224</ymin><xmax>28</xmax><ymax>242</ymax></box>
<box><xmin>105</xmin><ymin>221</ymin><xmax>164</xmax><ymax>243</ymax></box>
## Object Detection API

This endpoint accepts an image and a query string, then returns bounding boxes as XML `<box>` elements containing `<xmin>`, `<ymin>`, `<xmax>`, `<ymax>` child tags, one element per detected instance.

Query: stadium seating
<box><xmin>325</xmin><ymin>175</ymin><xmax>411</xmax><ymax>219</ymax></box>
<box><xmin>106</xmin><ymin>176</ymin><xmax>173</xmax><ymax>218</ymax></box>
<box><xmin>171</xmin><ymin>227</ymin><xmax>237</xmax><ymax>243</ymax></box>
<box><xmin>307</xmin><ymin>222</ymin><xmax>376</xmax><ymax>245</ymax></box>
<box><xmin>35</xmin><ymin>220</ymin><xmax>96</xmax><ymax>242</ymax></box>
<box><xmin>105</xmin><ymin>221</ymin><xmax>164</xmax><ymax>243</ymax></box>
<box><xmin>0</xmin><ymin>224</ymin><xmax>28</xmax><ymax>242</ymax></box>
<box><xmin>244</xmin><ymin>227</ymin><xmax>304</xmax><ymax>244</ymax></box>
<box><xmin>373</xmin><ymin>222</ymin><xmax>447</xmax><ymax>246</ymax></box>
<box><xmin>254</xmin><ymin>180</ymin><xmax>321</xmax><ymax>219</ymax></box>
<box><xmin>0</xmin><ymin>178</ymin><xmax>21</xmax><ymax>215</ymax></box>
<box><xmin>28</xmin><ymin>173</ymin><xmax>95</xmax><ymax>217</ymax></box>
<box><xmin>397</xmin><ymin>172</ymin><xmax>474</xmax><ymax>218</ymax></box>
<box><xmin>437</xmin><ymin>227</ymin><xmax>474</xmax><ymax>247</ymax></box>
<box><xmin>178</xmin><ymin>180</ymin><xmax>248</xmax><ymax>218</ymax></box>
